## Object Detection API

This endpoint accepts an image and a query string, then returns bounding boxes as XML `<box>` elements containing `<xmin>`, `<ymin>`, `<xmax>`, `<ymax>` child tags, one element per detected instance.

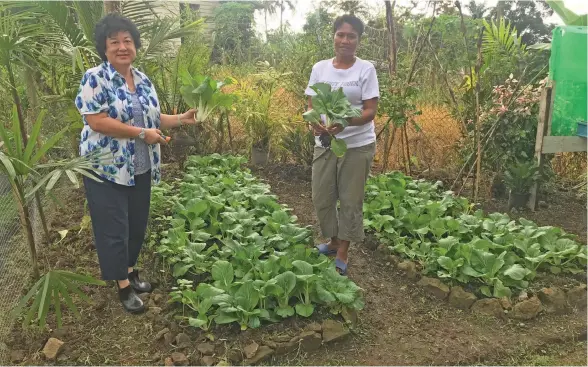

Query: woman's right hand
<box><xmin>143</xmin><ymin>128</ymin><xmax>167</xmax><ymax>145</ymax></box>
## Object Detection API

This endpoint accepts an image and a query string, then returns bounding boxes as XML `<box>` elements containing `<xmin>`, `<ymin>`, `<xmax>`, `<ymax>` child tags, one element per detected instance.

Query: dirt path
<box><xmin>252</xmin><ymin>164</ymin><xmax>587</xmax><ymax>366</ymax></box>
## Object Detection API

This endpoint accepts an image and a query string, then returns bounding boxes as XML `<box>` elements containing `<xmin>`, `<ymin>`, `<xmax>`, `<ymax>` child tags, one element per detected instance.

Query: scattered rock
<box><xmin>163</xmin><ymin>332</ymin><xmax>175</xmax><ymax>346</ymax></box>
<box><xmin>566</xmin><ymin>285</ymin><xmax>587</xmax><ymax>309</ymax></box>
<box><xmin>512</xmin><ymin>296</ymin><xmax>543</xmax><ymax>320</ymax></box>
<box><xmin>175</xmin><ymin>333</ymin><xmax>191</xmax><ymax>349</ymax></box>
<box><xmin>10</xmin><ymin>349</ymin><xmax>25</xmax><ymax>363</ymax></box>
<box><xmin>227</xmin><ymin>348</ymin><xmax>243</xmax><ymax>363</ymax></box>
<box><xmin>418</xmin><ymin>277</ymin><xmax>450</xmax><ymax>300</ymax></box>
<box><xmin>397</xmin><ymin>261</ymin><xmax>419</xmax><ymax>280</ymax></box>
<box><xmin>244</xmin><ymin>346</ymin><xmax>274</xmax><ymax>365</ymax></box>
<box><xmin>42</xmin><ymin>337</ymin><xmax>65</xmax><ymax>360</ymax></box>
<box><xmin>341</xmin><ymin>306</ymin><xmax>358</xmax><ymax>325</ymax></box>
<box><xmin>147</xmin><ymin>298</ymin><xmax>157</xmax><ymax>309</ymax></box>
<box><xmin>510</xmin><ymin>207</ymin><xmax>518</xmax><ymax>214</ymax></box>
<box><xmin>499</xmin><ymin>297</ymin><xmax>513</xmax><ymax>310</ymax></box>
<box><xmin>169</xmin><ymin>321</ymin><xmax>180</xmax><ymax>333</ymax></box>
<box><xmin>272</xmin><ymin>334</ymin><xmax>292</xmax><ymax>343</ymax></box>
<box><xmin>295</xmin><ymin>331</ymin><xmax>322</xmax><ymax>352</ymax></box>
<box><xmin>387</xmin><ymin>254</ymin><xmax>400</xmax><ymax>266</ymax></box>
<box><xmin>93</xmin><ymin>295</ymin><xmax>108</xmax><ymax>311</ymax></box>
<box><xmin>171</xmin><ymin>352</ymin><xmax>189</xmax><ymax>366</ymax></box>
<box><xmin>263</xmin><ymin>340</ymin><xmax>277</xmax><ymax>349</ymax></box>
<box><xmin>274</xmin><ymin>341</ymin><xmax>297</xmax><ymax>356</ymax></box>
<box><xmin>538</xmin><ymin>200</ymin><xmax>549</xmax><ymax>208</ymax></box>
<box><xmin>151</xmin><ymin>352</ymin><xmax>162</xmax><ymax>362</ymax></box>
<box><xmin>216</xmin><ymin>359</ymin><xmax>231</xmax><ymax>366</ymax></box>
<box><xmin>147</xmin><ymin>307</ymin><xmax>162</xmax><ymax>319</ymax></box>
<box><xmin>322</xmin><ymin>320</ymin><xmax>350</xmax><ymax>343</ymax></box>
<box><xmin>155</xmin><ymin>328</ymin><xmax>170</xmax><ymax>341</ymax></box>
<box><xmin>305</xmin><ymin>322</ymin><xmax>322</xmax><ymax>333</ymax></box>
<box><xmin>471</xmin><ymin>298</ymin><xmax>505</xmax><ymax>319</ymax></box>
<box><xmin>197</xmin><ymin>342</ymin><xmax>215</xmax><ymax>356</ymax></box>
<box><xmin>518</xmin><ymin>291</ymin><xmax>529</xmax><ymax>301</ymax></box>
<box><xmin>448</xmin><ymin>286</ymin><xmax>477</xmax><ymax>310</ymax></box>
<box><xmin>152</xmin><ymin>293</ymin><xmax>165</xmax><ymax>304</ymax></box>
<box><xmin>201</xmin><ymin>355</ymin><xmax>216</xmax><ymax>366</ymax></box>
<box><xmin>152</xmin><ymin>288</ymin><xmax>164</xmax><ymax>296</ymax></box>
<box><xmin>538</xmin><ymin>287</ymin><xmax>567</xmax><ymax>314</ymax></box>
<box><xmin>243</xmin><ymin>341</ymin><xmax>259</xmax><ymax>359</ymax></box>
<box><xmin>164</xmin><ymin>357</ymin><xmax>174</xmax><ymax>366</ymax></box>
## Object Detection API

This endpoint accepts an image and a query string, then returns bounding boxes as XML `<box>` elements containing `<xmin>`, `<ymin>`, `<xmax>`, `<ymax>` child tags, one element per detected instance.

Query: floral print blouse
<box><xmin>75</xmin><ymin>61</ymin><xmax>162</xmax><ymax>186</ymax></box>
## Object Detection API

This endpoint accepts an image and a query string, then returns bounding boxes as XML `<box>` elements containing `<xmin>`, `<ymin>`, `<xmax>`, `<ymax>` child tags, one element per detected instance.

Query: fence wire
<box><xmin>0</xmin><ymin>176</ymin><xmax>50</xmax><ymax>362</ymax></box>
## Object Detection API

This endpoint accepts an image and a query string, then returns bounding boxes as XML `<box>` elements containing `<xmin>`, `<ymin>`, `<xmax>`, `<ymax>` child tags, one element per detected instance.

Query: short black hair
<box><xmin>333</xmin><ymin>14</ymin><xmax>364</xmax><ymax>38</ymax></box>
<box><xmin>94</xmin><ymin>13</ymin><xmax>141</xmax><ymax>62</ymax></box>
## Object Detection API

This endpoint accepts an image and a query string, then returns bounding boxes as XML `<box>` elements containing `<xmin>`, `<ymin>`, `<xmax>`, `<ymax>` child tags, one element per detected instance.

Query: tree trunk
<box><xmin>280</xmin><ymin>0</ymin><xmax>284</xmax><ymax>35</ymax></box>
<box><xmin>13</xmin><ymin>181</ymin><xmax>39</xmax><ymax>279</ymax></box>
<box><xmin>473</xmin><ymin>29</ymin><xmax>484</xmax><ymax>201</ymax></box>
<box><xmin>265</xmin><ymin>9</ymin><xmax>269</xmax><ymax>41</ymax></box>
<box><xmin>226</xmin><ymin>113</ymin><xmax>234</xmax><ymax>152</ymax></box>
<box><xmin>104</xmin><ymin>1</ymin><xmax>121</xmax><ymax>14</ymax></box>
<box><xmin>385</xmin><ymin>1</ymin><xmax>397</xmax><ymax>76</ymax></box>
<box><xmin>24</xmin><ymin>66</ymin><xmax>51</xmax><ymax>242</ymax></box>
<box><xmin>6</xmin><ymin>61</ymin><xmax>28</xmax><ymax>147</ymax></box>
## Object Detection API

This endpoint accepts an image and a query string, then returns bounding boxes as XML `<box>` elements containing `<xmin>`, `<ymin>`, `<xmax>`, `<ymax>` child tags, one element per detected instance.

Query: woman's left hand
<box><xmin>179</xmin><ymin>109</ymin><xmax>198</xmax><ymax>125</ymax></box>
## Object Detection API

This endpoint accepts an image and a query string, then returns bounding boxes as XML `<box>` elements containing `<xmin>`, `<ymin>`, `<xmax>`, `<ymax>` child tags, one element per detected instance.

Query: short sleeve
<box><xmin>361</xmin><ymin>66</ymin><xmax>380</xmax><ymax>101</ymax></box>
<box><xmin>305</xmin><ymin>64</ymin><xmax>319</xmax><ymax>96</ymax></box>
<box><xmin>75</xmin><ymin>71</ymin><xmax>109</xmax><ymax>115</ymax></box>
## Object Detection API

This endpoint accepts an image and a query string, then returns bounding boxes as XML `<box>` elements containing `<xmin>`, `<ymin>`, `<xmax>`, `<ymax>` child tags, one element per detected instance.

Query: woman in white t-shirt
<box><xmin>305</xmin><ymin>14</ymin><xmax>379</xmax><ymax>275</ymax></box>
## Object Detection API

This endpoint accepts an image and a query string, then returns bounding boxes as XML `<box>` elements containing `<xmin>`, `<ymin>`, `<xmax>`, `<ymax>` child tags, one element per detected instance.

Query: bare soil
<box><xmin>3</xmin><ymin>162</ymin><xmax>586</xmax><ymax>366</ymax></box>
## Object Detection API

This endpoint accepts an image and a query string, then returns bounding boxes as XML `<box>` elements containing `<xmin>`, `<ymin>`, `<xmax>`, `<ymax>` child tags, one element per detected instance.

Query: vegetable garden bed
<box><xmin>363</xmin><ymin>171</ymin><xmax>587</xmax><ymax>318</ymax></box>
<box><xmin>150</xmin><ymin>154</ymin><xmax>364</xmax><ymax>332</ymax></box>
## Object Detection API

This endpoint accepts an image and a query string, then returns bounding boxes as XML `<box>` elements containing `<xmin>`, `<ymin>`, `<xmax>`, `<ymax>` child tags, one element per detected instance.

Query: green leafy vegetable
<box><xmin>180</xmin><ymin>72</ymin><xmax>236</xmax><ymax>122</ymax></box>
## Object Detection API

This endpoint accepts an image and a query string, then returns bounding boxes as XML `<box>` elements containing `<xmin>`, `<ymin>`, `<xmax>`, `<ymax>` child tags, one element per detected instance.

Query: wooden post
<box><xmin>528</xmin><ymin>85</ymin><xmax>553</xmax><ymax>211</ymax></box>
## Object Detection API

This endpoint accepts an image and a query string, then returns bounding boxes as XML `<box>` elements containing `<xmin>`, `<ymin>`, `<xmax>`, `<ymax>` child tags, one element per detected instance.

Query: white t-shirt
<box><xmin>305</xmin><ymin>57</ymin><xmax>380</xmax><ymax>149</ymax></box>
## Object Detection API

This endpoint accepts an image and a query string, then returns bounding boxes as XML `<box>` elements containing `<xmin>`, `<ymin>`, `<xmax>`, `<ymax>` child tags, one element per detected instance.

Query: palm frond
<box><xmin>121</xmin><ymin>0</ymin><xmax>160</xmax><ymax>32</ymax></box>
<box><xmin>482</xmin><ymin>18</ymin><xmax>527</xmax><ymax>59</ymax></box>
<box><xmin>139</xmin><ymin>17</ymin><xmax>204</xmax><ymax>62</ymax></box>
<box><xmin>71</xmin><ymin>0</ymin><xmax>103</xmax><ymax>43</ymax></box>
<box><xmin>11</xmin><ymin>270</ymin><xmax>105</xmax><ymax>329</ymax></box>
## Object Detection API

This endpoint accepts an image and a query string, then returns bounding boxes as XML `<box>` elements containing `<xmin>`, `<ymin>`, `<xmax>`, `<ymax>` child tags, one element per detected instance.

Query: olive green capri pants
<box><xmin>311</xmin><ymin>142</ymin><xmax>376</xmax><ymax>243</ymax></box>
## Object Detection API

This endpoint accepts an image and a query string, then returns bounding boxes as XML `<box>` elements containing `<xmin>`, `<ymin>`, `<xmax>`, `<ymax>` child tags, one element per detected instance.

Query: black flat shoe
<box><xmin>128</xmin><ymin>269</ymin><xmax>152</xmax><ymax>293</ymax></box>
<box><xmin>117</xmin><ymin>283</ymin><xmax>145</xmax><ymax>314</ymax></box>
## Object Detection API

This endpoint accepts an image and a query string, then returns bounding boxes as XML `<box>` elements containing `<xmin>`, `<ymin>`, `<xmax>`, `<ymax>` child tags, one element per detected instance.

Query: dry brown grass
<box><xmin>374</xmin><ymin>104</ymin><xmax>462</xmax><ymax>175</ymax></box>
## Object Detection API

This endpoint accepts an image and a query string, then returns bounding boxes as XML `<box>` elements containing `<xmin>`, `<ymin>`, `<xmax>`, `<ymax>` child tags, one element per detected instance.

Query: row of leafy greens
<box><xmin>151</xmin><ymin>154</ymin><xmax>364</xmax><ymax>331</ymax></box>
<box><xmin>363</xmin><ymin>171</ymin><xmax>587</xmax><ymax>298</ymax></box>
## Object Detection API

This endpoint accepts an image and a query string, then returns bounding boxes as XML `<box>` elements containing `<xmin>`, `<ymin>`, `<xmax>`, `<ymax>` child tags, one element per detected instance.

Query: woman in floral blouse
<box><xmin>76</xmin><ymin>14</ymin><xmax>197</xmax><ymax>313</ymax></box>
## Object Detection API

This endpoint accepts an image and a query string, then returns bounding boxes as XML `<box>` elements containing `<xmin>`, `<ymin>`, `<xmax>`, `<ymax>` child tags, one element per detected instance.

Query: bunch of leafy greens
<box><xmin>151</xmin><ymin>154</ymin><xmax>364</xmax><ymax>331</ymax></box>
<box><xmin>303</xmin><ymin>83</ymin><xmax>362</xmax><ymax>157</ymax></box>
<box><xmin>180</xmin><ymin>72</ymin><xmax>235</xmax><ymax>123</ymax></box>
<box><xmin>363</xmin><ymin>171</ymin><xmax>587</xmax><ymax>298</ymax></box>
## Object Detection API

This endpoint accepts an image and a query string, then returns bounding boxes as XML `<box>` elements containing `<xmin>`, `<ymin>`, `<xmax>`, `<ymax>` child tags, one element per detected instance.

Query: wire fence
<box><xmin>0</xmin><ymin>177</ymin><xmax>51</xmax><ymax>362</ymax></box>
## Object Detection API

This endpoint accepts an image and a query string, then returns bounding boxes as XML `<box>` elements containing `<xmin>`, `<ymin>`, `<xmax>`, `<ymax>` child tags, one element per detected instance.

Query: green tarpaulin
<box><xmin>549</xmin><ymin>26</ymin><xmax>587</xmax><ymax>136</ymax></box>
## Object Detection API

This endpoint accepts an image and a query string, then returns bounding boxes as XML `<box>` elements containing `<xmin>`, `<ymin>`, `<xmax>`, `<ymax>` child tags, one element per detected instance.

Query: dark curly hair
<box><xmin>333</xmin><ymin>14</ymin><xmax>364</xmax><ymax>38</ymax></box>
<box><xmin>94</xmin><ymin>13</ymin><xmax>141</xmax><ymax>62</ymax></box>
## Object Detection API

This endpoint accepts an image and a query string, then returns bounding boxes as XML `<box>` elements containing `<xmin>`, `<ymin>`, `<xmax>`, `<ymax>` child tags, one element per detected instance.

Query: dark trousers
<box><xmin>83</xmin><ymin>171</ymin><xmax>151</xmax><ymax>281</ymax></box>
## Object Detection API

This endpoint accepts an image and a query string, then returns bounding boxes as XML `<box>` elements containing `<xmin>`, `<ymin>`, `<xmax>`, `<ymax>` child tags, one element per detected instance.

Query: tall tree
<box><xmin>325</xmin><ymin>0</ymin><xmax>368</xmax><ymax>17</ymax></box>
<box><xmin>490</xmin><ymin>0</ymin><xmax>554</xmax><ymax>44</ymax></box>
<box><xmin>466</xmin><ymin>0</ymin><xmax>488</xmax><ymax>19</ymax></box>
<box><xmin>278</xmin><ymin>0</ymin><xmax>294</xmax><ymax>35</ymax></box>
